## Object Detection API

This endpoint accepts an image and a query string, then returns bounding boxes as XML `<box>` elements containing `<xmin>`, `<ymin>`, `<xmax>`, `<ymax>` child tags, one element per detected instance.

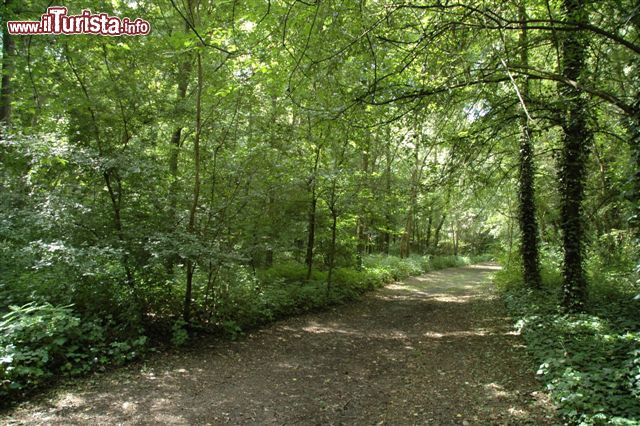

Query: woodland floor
<box><xmin>1</xmin><ymin>264</ymin><xmax>558</xmax><ymax>425</ymax></box>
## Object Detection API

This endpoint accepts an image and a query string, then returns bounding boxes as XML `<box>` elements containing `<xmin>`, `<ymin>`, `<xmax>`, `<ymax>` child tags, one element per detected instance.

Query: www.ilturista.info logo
<box><xmin>7</xmin><ymin>7</ymin><xmax>151</xmax><ymax>36</ymax></box>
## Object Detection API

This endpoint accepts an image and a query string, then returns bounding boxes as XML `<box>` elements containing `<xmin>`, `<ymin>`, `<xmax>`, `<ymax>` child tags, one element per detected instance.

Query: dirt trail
<box><xmin>2</xmin><ymin>264</ymin><xmax>556</xmax><ymax>425</ymax></box>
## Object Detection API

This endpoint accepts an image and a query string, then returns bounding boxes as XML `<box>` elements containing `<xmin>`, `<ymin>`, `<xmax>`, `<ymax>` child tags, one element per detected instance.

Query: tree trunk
<box><xmin>517</xmin><ymin>2</ymin><xmax>542</xmax><ymax>288</ymax></box>
<box><xmin>103</xmin><ymin>169</ymin><xmax>134</xmax><ymax>287</ymax></box>
<box><xmin>383</xmin><ymin>136</ymin><xmax>393</xmax><ymax>254</ymax></box>
<box><xmin>327</xmin><ymin>183</ymin><xmax>337</xmax><ymax>295</ymax></box>
<box><xmin>305</xmin><ymin>145</ymin><xmax>321</xmax><ymax>281</ymax></box>
<box><xmin>630</xmin><ymin>105</ymin><xmax>640</xmax><ymax>257</ymax></box>
<box><xmin>559</xmin><ymin>0</ymin><xmax>591</xmax><ymax>312</ymax></box>
<box><xmin>433</xmin><ymin>213</ymin><xmax>446</xmax><ymax>253</ymax></box>
<box><xmin>265</xmin><ymin>194</ymin><xmax>274</xmax><ymax>267</ymax></box>
<box><xmin>425</xmin><ymin>208</ymin><xmax>433</xmax><ymax>253</ymax></box>
<box><xmin>169</xmin><ymin>58</ymin><xmax>192</xmax><ymax>214</ymax></box>
<box><xmin>167</xmin><ymin>54</ymin><xmax>191</xmax><ymax>272</ymax></box>
<box><xmin>327</xmin><ymin>136</ymin><xmax>348</xmax><ymax>292</ymax></box>
<box><xmin>305</xmin><ymin>194</ymin><xmax>317</xmax><ymax>280</ymax></box>
<box><xmin>399</xmin><ymin>214</ymin><xmax>412</xmax><ymax>258</ymax></box>
<box><xmin>184</xmin><ymin>51</ymin><xmax>203</xmax><ymax>325</ymax></box>
<box><xmin>630</xmin><ymin>14</ymin><xmax>640</xmax><ymax>262</ymax></box>
<box><xmin>356</xmin><ymin>138</ymin><xmax>370</xmax><ymax>267</ymax></box>
<box><xmin>451</xmin><ymin>220</ymin><xmax>459</xmax><ymax>256</ymax></box>
<box><xmin>0</xmin><ymin>0</ymin><xmax>16</xmax><ymax>132</ymax></box>
<box><xmin>401</xmin><ymin>132</ymin><xmax>421</xmax><ymax>258</ymax></box>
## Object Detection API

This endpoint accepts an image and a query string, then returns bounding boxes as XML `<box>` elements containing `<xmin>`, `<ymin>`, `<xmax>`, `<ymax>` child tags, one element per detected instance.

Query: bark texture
<box><xmin>517</xmin><ymin>2</ymin><xmax>541</xmax><ymax>288</ymax></box>
<box><xmin>559</xmin><ymin>0</ymin><xmax>591</xmax><ymax>311</ymax></box>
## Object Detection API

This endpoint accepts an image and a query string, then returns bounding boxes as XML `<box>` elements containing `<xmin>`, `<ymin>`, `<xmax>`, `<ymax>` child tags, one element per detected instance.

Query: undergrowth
<box><xmin>495</xmin><ymin>259</ymin><xmax>640</xmax><ymax>425</ymax></box>
<box><xmin>0</xmin><ymin>303</ymin><xmax>145</xmax><ymax>402</ymax></box>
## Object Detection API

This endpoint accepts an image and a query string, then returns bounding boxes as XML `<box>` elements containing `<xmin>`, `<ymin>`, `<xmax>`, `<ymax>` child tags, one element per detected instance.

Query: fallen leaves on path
<box><xmin>1</xmin><ymin>264</ymin><xmax>557</xmax><ymax>425</ymax></box>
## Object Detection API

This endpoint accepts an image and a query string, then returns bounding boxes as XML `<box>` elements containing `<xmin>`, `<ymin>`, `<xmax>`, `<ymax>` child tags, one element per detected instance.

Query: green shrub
<box><xmin>297</xmin><ymin>283</ymin><xmax>328</xmax><ymax>309</ymax></box>
<box><xmin>0</xmin><ymin>302</ymin><xmax>146</xmax><ymax>403</ymax></box>
<box><xmin>362</xmin><ymin>254</ymin><xmax>474</xmax><ymax>281</ymax></box>
<box><xmin>363</xmin><ymin>254</ymin><xmax>420</xmax><ymax>279</ymax></box>
<box><xmin>257</xmin><ymin>261</ymin><xmax>326</xmax><ymax>285</ymax></box>
<box><xmin>430</xmin><ymin>255</ymin><xmax>471</xmax><ymax>270</ymax></box>
<box><xmin>221</xmin><ymin>320</ymin><xmax>243</xmax><ymax>340</ymax></box>
<box><xmin>332</xmin><ymin>267</ymin><xmax>365</xmax><ymax>288</ymax></box>
<box><xmin>261</xmin><ymin>286</ymin><xmax>297</xmax><ymax>318</ymax></box>
<box><xmin>170</xmin><ymin>319</ymin><xmax>189</xmax><ymax>346</ymax></box>
<box><xmin>205</xmin><ymin>265</ymin><xmax>273</xmax><ymax>329</ymax></box>
<box><xmin>361</xmin><ymin>267</ymin><xmax>392</xmax><ymax>287</ymax></box>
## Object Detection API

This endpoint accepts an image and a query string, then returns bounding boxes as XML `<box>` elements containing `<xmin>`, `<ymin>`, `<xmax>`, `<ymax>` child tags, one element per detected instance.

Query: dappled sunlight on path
<box><xmin>2</xmin><ymin>263</ymin><xmax>556</xmax><ymax>425</ymax></box>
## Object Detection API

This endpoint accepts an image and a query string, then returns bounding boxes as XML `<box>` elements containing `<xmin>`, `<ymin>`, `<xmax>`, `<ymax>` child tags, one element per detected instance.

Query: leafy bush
<box><xmin>221</xmin><ymin>320</ymin><xmax>243</xmax><ymax>340</ymax></box>
<box><xmin>257</xmin><ymin>261</ymin><xmax>326</xmax><ymax>286</ymax></box>
<box><xmin>363</xmin><ymin>254</ymin><xmax>422</xmax><ymax>279</ymax></box>
<box><xmin>170</xmin><ymin>319</ymin><xmax>189</xmax><ymax>346</ymax></box>
<box><xmin>430</xmin><ymin>255</ymin><xmax>472</xmax><ymax>270</ymax></box>
<box><xmin>497</xmin><ymin>262</ymin><xmax>640</xmax><ymax>425</ymax></box>
<box><xmin>0</xmin><ymin>302</ymin><xmax>146</xmax><ymax>403</ymax></box>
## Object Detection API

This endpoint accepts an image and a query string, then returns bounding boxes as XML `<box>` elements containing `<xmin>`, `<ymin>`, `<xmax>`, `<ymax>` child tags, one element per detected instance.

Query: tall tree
<box><xmin>184</xmin><ymin>49</ymin><xmax>203</xmax><ymax>325</ymax></box>
<box><xmin>630</xmin><ymin>7</ymin><xmax>640</xmax><ymax>261</ymax></box>
<box><xmin>559</xmin><ymin>0</ymin><xmax>592</xmax><ymax>311</ymax></box>
<box><xmin>516</xmin><ymin>2</ymin><xmax>542</xmax><ymax>288</ymax></box>
<box><xmin>167</xmin><ymin>21</ymin><xmax>193</xmax><ymax>272</ymax></box>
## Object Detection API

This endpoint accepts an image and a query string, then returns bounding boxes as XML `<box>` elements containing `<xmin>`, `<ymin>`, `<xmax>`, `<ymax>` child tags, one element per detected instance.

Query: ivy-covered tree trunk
<box><xmin>519</xmin><ymin>123</ymin><xmax>541</xmax><ymax>288</ymax></box>
<box><xmin>559</xmin><ymin>0</ymin><xmax>591</xmax><ymax>312</ymax></box>
<box><xmin>517</xmin><ymin>2</ymin><xmax>541</xmax><ymax>288</ymax></box>
<box><xmin>630</xmin><ymin>11</ymin><xmax>640</xmax><ymax>264</ymax></box>
<box><xmin>630</xmin><ymin>102</ymin><xmax>640</xmax><ymax>265</ymax></box>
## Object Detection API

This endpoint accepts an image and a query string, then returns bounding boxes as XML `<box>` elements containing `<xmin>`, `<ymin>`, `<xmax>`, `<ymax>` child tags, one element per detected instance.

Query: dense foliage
<box><xmin>0</xmin><ymin>0</ymin><xmax>638</xmax><ymax>418</ymax></box>
<box><xmin>0</xmin><ymin>302</ymin><xmax>146</xmax><ymax>400</ymax></box>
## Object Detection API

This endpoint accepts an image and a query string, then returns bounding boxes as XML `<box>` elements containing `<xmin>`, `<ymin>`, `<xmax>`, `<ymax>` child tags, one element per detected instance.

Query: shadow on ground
<box><xmin>2</xmin><ymin>263</ymin><xmax>556</xmax><ymax>425</ymax></box>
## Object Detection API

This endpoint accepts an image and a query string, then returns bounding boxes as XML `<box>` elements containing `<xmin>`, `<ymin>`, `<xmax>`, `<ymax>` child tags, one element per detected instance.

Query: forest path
<box><xmin>3</xmin><ymin>264</ymin><xmax>556</xmax><ymax>425</ymax></box>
